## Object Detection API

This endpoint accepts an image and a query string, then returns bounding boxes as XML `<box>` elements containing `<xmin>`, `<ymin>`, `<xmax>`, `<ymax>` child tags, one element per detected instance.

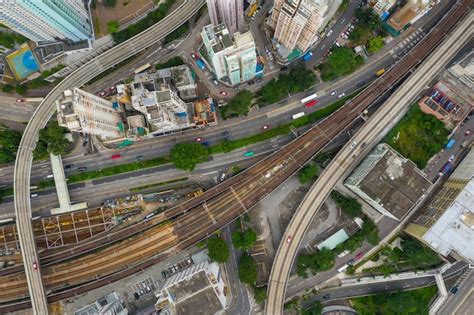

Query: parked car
<box><xmin>111</xmin><ymin>154</ymin><xmax>121</xmax><ymax>160</ymax></box>
<box><xmin>337</xmin><ymin>92</ymin><xmax>346</xmax><ymax>99</ymax></box>
<box><xmin>78</xmin><ymin>167</ymin><xmax>87</xmax><ymax>171</ymax></box>
<box><xmin>355</xmin><ymin>252</ymin><xmax>364</xmax><ymax>260</ymax></box>
<box><xmin>450</xmin><ymin>287</ymin><xmax>459</xmax><ymax>294</ymax></box>
<box><xmin>213</xmin><ymin>79</ymin><xmax>218</xmax><ymax>85</ymax></box>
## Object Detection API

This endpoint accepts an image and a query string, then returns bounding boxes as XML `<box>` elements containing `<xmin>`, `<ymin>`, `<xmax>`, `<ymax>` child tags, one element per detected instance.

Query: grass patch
<box><xmin>67</xmin><ymin>156</ymin><xmax>170</xmax><ymax>183</ymax></box>
<box><xmin>130</xmin><ymin>177</ymin><xmax>188</xmax><ymax>192</ymax></box>
<box><xmin>351</xmin><ymin>285</ymin><xmax>437</xmax><ymax>315</ymax></box>
<box><xmin>37</xmin><ymin>180</ymin><xmax>55</xmax><ymax>190</ymax></box>
<box><xmin>384</xmin><ymin>105</ymin><xmax>449</xmax><ymax>168</ymax></box>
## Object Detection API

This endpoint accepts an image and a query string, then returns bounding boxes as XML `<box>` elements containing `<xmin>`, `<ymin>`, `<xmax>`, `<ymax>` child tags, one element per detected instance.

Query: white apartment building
<box><xmin>201</xmin><ymin>23</ymin><xmax>257</xmax><ymax>85</ymax></box>
<box><xmin>371</xmin><ymin>0</ymin><xmax>397</xmax><ymax>16</ymax></box>
<box><xmin>206</xmin><ymin>0</ymin><xmax>244</xmax><ymax>34</ymax></box>
<box><xmin>0</xmin><ymin>0</ymin><xmax>93</xmax><ymax>43</ymax></box>
<box><xmin>154</xmin><ymin>260</ymin><xmax>228</xmax><ymax>315</ymax></box>
<box><xmin>56</xmin><ymin>88</ymin><xmax>124</xmax><ymax>140</ymax></box>
<box><xmin>130</xmin><ymin>73</ymin><xmax>192</xmax><ymax>133</ymax></box>
<box><xmin>271</xmin><ymin>0</ymin><xmax>329</xmax><ymax>53</ymax></box>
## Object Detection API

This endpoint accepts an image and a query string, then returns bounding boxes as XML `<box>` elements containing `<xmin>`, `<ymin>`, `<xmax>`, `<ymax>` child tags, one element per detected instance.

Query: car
<box><xmin>349</xmin><ymin>141</ymin><xmax>357</xmax><ymax>149</ymax></box>
<box><xmin>134</xmin><ymin>292</ymin><xmax>140</xmax><ymax>300</ymax></box>
<box><xmin>110</xmin><ymin>86</ymin><xmax>116</xmax><ymax>90</ymax></box>
<box><xmin>111</xmin><ymin>154</ymin><xmax>121</xmax><ymax>160</ymax></box>
<box><xmin>135</xmin><ymin>155</ymin><xmax>144</xmax><ymax>161</ymax></box>
<box><xmin>201</xmin><ymin>141</ymin><xmax>210</xmax><ymax>147</ymax></box>
<box><xmin>213</xmin><ymin>79</ymin><xmax>218</xmax><ymax>85</ymax></box>
<box><xmin>448</xmin><ymin>154</ymin><xmax>455</xmax><ymax>162</ymax></box>
<box><xmin>32</xmin><ymin>261</ymin><xmax>38</xmax><ymax>270</ymax></box>
<box><xmin>465</xmin><ymin>129</ymin><xmax>471</xmax><ymax>136</ymax></box>
<box><xmin>357</xmin><ymin>82</ymin><xmax>365</xmax><ymax>87</ymax></box>
<box><xmin>65</xmin><ymin>164</ymin><xmax>74</xmax><ymax>169</ymax></box>
<box><xmin>450</xmin><ymin>287</ymin><xmax>459</xmax><ymax>294</ymax></box>
<box><xmin>262</xmin><ymin>124</ymin><xmax>270</xmax><ymax>130</ymax></box>
<box><xmin>330</xmin><ymin>90</ymin><xmax>337</xmax><ymax>96</ymax></box>
<box><xmin>30</xmin><ymin>193</ymin><xmax>38</xmax><ymax>198</ymax></box>
<box><xmin>286</xmin><ymin>235</ymin><xmax>292</xmax><ymax>243</ymax></box>
<box><xmin>100</xmin><ymin>91</ymin><xmax>106</xmax><ymax>96</ymax></box>
<box><xmin>220</xmin><ymin>91</ymin><xmax>227</xmax><ymax>96</ymax></box>
<box><xmin>326</xmin><ymin>29</ymin><xmax>333</xmax><ymax>37</ymax></box>
<box><xmin>78</xmin><ymin>167</ymin><xmax>87</xmax><ymax>171</ymax></box>
<box><xmin>220</xmin><ymin>173</ymin><xmax>226</xmax><ymax>182</ymax></box>
<box><xmin>16</xmin><ymin>98</ymin><xmax>25</xmax><ymax>103</ymax></box>
<box><xmin>337</xmin><ymin>92</ymin><xmax>346</xmax><ymax>98</ymax></box>
<box><xmin>355</xmin><ymin>252</ymin><xmax>364</xmax><ymax>260</ymax></box>
<box><xmin>221</xmin><ymin>131</ymin><xmax>229</xmax><ymax>136</ymax></box>
<box><xmin>322</xmin><ymin>294</ymin><xmax>330</xmax><ymax>300</ymax></box>
<box><xmin>195</xmin><ymin>137</ymin><xmax>203</xmax><ymax>142</ymax></box>
<box><xmin>334</xmin><ymin>41</ymin><xmax>341</xmax><ymax>47</ymax></box>
<box><xmin>347</xmin><ymin>258</ymin><xmax>355</xmax><ymax>265</ymax></box>
<box><xmin>191</xmin><ymin>53</ymin><xmax>198</xmax><ymax>60</ymax></box>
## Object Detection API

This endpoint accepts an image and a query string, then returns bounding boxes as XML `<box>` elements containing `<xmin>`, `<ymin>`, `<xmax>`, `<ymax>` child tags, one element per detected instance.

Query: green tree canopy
<box><xmin>221</xmin><ymin>90</ymin><xmax>253</xmax><ymax>118</ymax></box>
<box><xmin>207</xmin><ymin>237</ymin><xmax>229</xmax><ymax>263</ymax></box>
<box><xmin>298</xmin><ymin>164</ymin><xmax>319</xmax><ymax>185</ymax></box>
<box><xmin>253</xmin><ymin>286</ymin><xmax>267</xmax><ymax>304</ymax></box>
<box><xmin>348</xmin><ymin>25</ymin><xmax>373</xmax><ymax>45</ymax></box>
<box><xmin>355</xmin><ymin>7</ymin><xmax>381</xmax><ymax>29</ymax></box>
<box><xmin>38</xmin><ymin>121</ymin><xmax>70</xmax><ymax>156</ymax></box>
<box><xmin>302</xmin><ymin>301</ymin><xmax>323</xmax><ymax>315</ymax></box>
<box><xmin>330</xmin><ymin>190</ymin><xmax>362</xmax><ymax>217</ymax></box>
<box><xmin>107</xmin><ymin>20</ymin><xmax>120</xmax><ymax>33</ymax></box>
<box><xmin>170</xmin><ymin>142</ymin><xmax>209</xmax><ymax>171</ymax></box>
<box><xmin>319</xmin><ymin>47</ymin><xmax>364</xmax><ymax>81</ymax></box>
<box><xmin>238</xmin><ymin>253</ymin><xmax>257</xmax><ymax>285</ymax></box>
<box><xmin>367</xmin><ymin>36</ymin><xmax>384</xmax><ymax>54</ymax></box>
<box><xmin>297</xmin><ymin>248</ymin><xmax>336</xmax><ymax>277</ymax></box>
<box><xmin>0</xmin><ymin>129</ymin><xmax>22</xmax><ymax>164</ymax></box>
<box><xmin>104</xmin><ymin>0</ymin><xmax>116</xmax><ymax>7</ymax></box>
<box><xmin>232</xmin><ymin>228</ymin><xmax>257</xmax><ymax>250</ymax></box>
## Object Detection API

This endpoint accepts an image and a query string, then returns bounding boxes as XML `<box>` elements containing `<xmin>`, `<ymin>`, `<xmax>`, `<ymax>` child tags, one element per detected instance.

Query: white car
<box><xmin>330</xmin><ymin>90</ymin><xmax>337</xmax><ymax>96</ymax></box>
<box><xmin>326</xmin><ymin>29</ymin><xmax>333</xmax><ymax>37</ymax></box>
<box><xmin>337</xmin><ymin>93</ymin><xmax>345</xmax><ymax>99</ymax></box>
<box><xmin>350</xmin><ymin>141</ymin><xmax>357</xmax><ymax>149</ymax></box>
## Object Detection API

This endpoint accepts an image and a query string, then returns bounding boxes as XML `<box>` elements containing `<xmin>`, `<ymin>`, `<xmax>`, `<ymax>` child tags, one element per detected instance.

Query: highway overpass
<box><xmin>265</xmin><ymin>5</ymin><xmax>473</xmax><ymax>314</ymax></box>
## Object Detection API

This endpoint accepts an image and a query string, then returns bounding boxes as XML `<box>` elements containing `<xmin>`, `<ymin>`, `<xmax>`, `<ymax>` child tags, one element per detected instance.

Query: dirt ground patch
<box><xmin>92</xmin><ymin>0</ymin><xmax>155</xmax><ymax>37</ymax></box>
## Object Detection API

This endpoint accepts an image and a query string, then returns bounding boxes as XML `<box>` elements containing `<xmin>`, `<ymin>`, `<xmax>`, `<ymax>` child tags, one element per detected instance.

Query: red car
<box><xmin>16</xmin><ymin>98</ymin><xmax>25</xmax><ymax>103</ymax></box>
<box><xmin>465</xmin><ymin>129</ymin><xmax>471</xmax><ymax>136</ymax></box>
<box><xmin>32</xmin><ymin>261</ymin><xmax>38</xmax><ymax>270</ymax></box>
<box><xmin>304</xmin><ymin>100</ymin><xmax>317</xmax><ymax>108</ymax></box>
<box><xmin>111</xmin><ymin>154</ymin><xmax>122</xmax><ymax>160</ymax></box>
<box><xmin>220</xmin><ymin>91</ymin><xmax>227</xmax><ymax>96</ymax></box>
<box><xmin>355</xmin><ymin>252</ymin><xmax>364</xmax><ymax>260</ymax></box>
<box><xmin>286</xmin><ymin>235</ymin><xmax>292</xmax><ymax>243</ymax></box>
<box><xmin>191</xmin><ymin>53</ymin><xmax>199</xmax><ymax>60</ymax></box>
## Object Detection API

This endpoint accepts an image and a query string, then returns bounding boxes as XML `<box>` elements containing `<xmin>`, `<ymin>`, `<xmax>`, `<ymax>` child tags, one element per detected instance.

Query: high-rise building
<box><xmin>57</xmin><ymin>88</ymin><xmax>124</xmax><ymax>140</ymax></box>
<box><xmin>370</xmin><ymin>0</ymin><xmax>397</xmax><ymax>16</ymax></box>
<box><xmin>0</xmin><ymin>0</ymin><xmax>93</xmax><ymax>43</ymax></box>
<box><xmin>201</xmin><ymin>24</ymin><xmax>256</xmax><ymax>85</ymax></box>
<box><xmin>271</xmin><ymin>0</ymin><xmax>329</xmax><ymax>53</ymax></box>
<box><xmin>130</xmin><ymin>73</ymin><xmax>192</xmax><ymax>132</ymax></box>
<box><xmin>206</xmin><ymin>0</ymin><xmax>244</xmax><ymax>35</ymax></box>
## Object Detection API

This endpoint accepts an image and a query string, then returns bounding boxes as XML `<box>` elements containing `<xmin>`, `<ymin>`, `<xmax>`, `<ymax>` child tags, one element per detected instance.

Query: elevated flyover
<box><xmin>265</xmin><ymin>7</ymin><xmax>474</xmax><ymax>315</ymax></box>
<box><xmin>12</xmin><ymin>0</ymin><xmax>205</xmax><ymax>313</ymax></box>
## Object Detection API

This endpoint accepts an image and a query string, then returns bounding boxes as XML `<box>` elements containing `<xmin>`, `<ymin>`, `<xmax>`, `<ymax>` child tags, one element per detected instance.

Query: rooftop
<box><xmin>346</xmin><ymin>144</ymin><xmax>432</xmax><ymax>220</ymax></box>
<box><xmin>203</xmin><ymin>23</ymin><xmax>234</xmax><ymax>53</ymax></box>
<box><xmin>422</xmin><ymin>179</ymin><xmax>474</xmax><ymax>262</ymax></box>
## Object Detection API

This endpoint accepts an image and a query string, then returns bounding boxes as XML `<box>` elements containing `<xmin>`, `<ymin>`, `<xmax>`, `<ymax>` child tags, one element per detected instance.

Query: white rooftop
<box><xmin>423</xmin><ymin>179</ymin><xmax>474</xmax><ymax>263</ymax></box>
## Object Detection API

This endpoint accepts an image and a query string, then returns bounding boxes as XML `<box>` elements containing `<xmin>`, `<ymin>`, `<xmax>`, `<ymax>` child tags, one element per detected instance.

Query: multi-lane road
<box><xmin>12</xmin><ymin>1</ymin><xmax>206</xmax><ymax>313</ymax></box>
<box><xmin>265</xmin><ymin>4</ymin><xmax>473</xmax><ymax>314</ymax></box>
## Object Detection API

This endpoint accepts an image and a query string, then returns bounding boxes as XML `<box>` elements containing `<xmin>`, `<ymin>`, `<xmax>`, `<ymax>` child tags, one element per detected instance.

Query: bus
<box><xmin>337</xmin><ymin>264</ymin><xmax>349</xmax><ymax>273</ymax></box>
<box><xmin>134</xmin><ymin>63</ymin><xmax>152</xmax><ymax>74</ymax></box>
<box><xmin>300</xmin><ymin>93</ymin><xmax>318</xmax><ymax>104</ymax></box>
<box><xmin>292</xmin><ymin>112</ymin><xmax>305</xmax><ymax>120</ymax></box>
<box><xmin>25</xmin><ymin>97</ymin><xmax>44</xmax><ymax>102</ymax></box>
<box><xmin>376</xmin><ymin>68</ymin><xmax>385</xmax><ymax>76</ymax></box>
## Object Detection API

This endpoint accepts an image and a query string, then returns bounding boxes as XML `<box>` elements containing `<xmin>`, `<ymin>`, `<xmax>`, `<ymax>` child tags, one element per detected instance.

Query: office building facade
<box><xmin>57</xmin><ymin>88</ymin><xmax>124</xmax><ymax>140</ymax></box>
<box><xmin>0</xmin><ymin>0</ymin><xmax>93</xmax><ymax>43</ymax></box>
<box><xmin>206</xmin><ymin>0</ymin><xmax>244</xmax><ymax>34</ymax></box>
<box><xmin>201</xmin><ymin>24</ymin><xmax>256</xmax><ymax>85</ymax></box>
<box><xmin>271</xmin><ymin>0</ymin><xmax>329</xmax><ymax>53</ymax></box>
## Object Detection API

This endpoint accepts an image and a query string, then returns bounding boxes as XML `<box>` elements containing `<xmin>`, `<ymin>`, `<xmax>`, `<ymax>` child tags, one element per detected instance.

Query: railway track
<box><xmin>1</xmin><ymin>0</ymin><xmax>471</xmax><ymax>311</ymax></box>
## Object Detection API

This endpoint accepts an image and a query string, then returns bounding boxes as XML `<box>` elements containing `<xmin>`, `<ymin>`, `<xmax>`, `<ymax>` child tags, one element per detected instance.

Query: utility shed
<box><xmin>345</xmin><ymin>143</ymin><xmax>432</xmax><ymax>221</ymax></box>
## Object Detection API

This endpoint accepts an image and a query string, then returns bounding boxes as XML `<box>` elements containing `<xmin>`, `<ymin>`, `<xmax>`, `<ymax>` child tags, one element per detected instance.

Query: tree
<box><xmin>221</xmin><ymin>90</ymin><xmax>253</xmax><ymax>118</ymax></box>
<box><xmin>169</xmin><ymin>142</ymin><xmax>209</xmax><ymax>171</ymax></box>
<box><xmin>253</xmin><ymin>286</ymin><xmax>267</xmax><ymax>304</ymax></box>
<box><xmin>207</xmin><ymin>237</ymin><xmax>229</xmax><ymax>263</ymax></box>
<box><xmin>355</xmin><ymin>7</ymin><xmax>380</xmax><ymax>30</ymax></box>
<box><xmin>232</xmin><ymin>228</ymin><xmax>257</xmax><ymax>250</ymax></box>
<box><xmin>0</xmin><ymin>129</ymin><xmax>22</xmax><ymax>164</ymax></box>
<box><xmin>348</xmin><ymin>25</ymin><xmax>373</xmax><ymax>45</ymax></box>
<box><xmin>107</xmin><ymin>20</ymin><xmax>120</xmax><ymax>33</ymax></box>
<box><xmin>330</xmin><ymin>190</ymin><xmax>362</xmax><ymax>217</ymax></box>
<box><xmin>302</xmin><ymin>301</ymin><xmax>323</xmax><ymax>315</ymax></box>
<box><xmin>38</xmin><ymin>121</ymin><xmax>70</xmax><ymax>156</ymax></box>
<box><xmin>1</xmin><ymin>84</ymin><xmax>14</xmax><ymax>93</ymax></box>
<box><xmin>367</xmin><ymin>36</ymin><xmax>384</xmax><ymax>54</ymax></box>
<box><xmin>298</xmin><ymin>164</ymin><xmax>319</xmax><ymax>184</ymax></box>
<box><xmin>319</xmin><ymin>47</ymin><xmax>364</xmax><ymax>81</ymax></box>
<box><xmin>104</xmin><ymin>0</ymin><xmax>116</xmax><ymax>7</ymax></box>
<box><xmin>15</xmin><ymin>84</ymin><xmax>27</xmax><ymax>95</ymax></box>
<box><xmin>238</xmin><ymin>253</ymin><xmax>257</xmax><ymax>285</ymax></box>
<box><xmin>297</xmin><ymin>248</ymin><xmax>336</xmax><ymax>276</ymax></box>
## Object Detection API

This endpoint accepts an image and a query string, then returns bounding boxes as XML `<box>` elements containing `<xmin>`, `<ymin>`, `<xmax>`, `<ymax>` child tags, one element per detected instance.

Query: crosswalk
<box><xmin>390</xmin><ymin>28</ymin><xmax>426</xmax><ymax>59</ymax></box>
